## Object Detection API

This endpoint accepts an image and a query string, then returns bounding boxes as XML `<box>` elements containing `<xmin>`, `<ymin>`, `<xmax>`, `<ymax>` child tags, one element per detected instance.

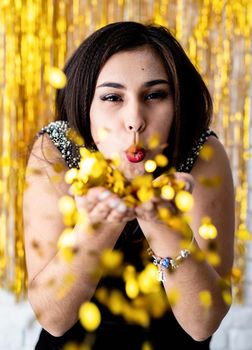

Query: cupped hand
<box><xmin>74</xmin><ymin>187</ymin><xmax>136</xmax><ymax>225</ymax></box>
<box><xmin>135</xmin><ymin>171</ymin><xmax>195</xmax><ymax>222</ymax></box>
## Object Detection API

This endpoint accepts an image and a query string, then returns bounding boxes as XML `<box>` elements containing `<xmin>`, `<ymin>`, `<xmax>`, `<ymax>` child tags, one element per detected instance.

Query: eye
<box><xmin>145</xmin><ymin>91</ymin><xmax>169</xmax><ymax>101</ymax></box>
<box><xmin>100</xmin><ymin>94</ymin><xmax>123</xmax><ymax>102</ymax></box>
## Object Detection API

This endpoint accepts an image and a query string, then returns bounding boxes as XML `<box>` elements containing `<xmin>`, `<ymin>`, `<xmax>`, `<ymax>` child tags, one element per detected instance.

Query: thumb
<box><xmin>174</xmin><ymin>172</ymin><xmax>195</xmax><ymax>193</ymax></box>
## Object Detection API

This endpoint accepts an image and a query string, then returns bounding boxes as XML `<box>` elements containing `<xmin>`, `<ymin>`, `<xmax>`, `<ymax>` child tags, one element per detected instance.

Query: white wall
<box><xmin>0</xmin><ymin>290</ymin><xmax>40</xmax><ymax>350</ymax></box>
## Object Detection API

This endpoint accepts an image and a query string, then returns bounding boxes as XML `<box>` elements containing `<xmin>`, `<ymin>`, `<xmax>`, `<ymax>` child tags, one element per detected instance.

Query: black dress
<box><xmin>35</xmin><ymin>121</ymin><xmax>217</xmax><ymax>350</ymax></box>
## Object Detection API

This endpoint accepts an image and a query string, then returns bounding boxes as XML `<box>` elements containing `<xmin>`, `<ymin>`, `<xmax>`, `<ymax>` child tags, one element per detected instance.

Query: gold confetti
<box><xmin>175</xmin><ymin>191</ymin><xmax>194</xmax><ymax>212</ymax></box>
<box><xmin>79</xmin><ymin>302</ymin><xmax>101</xmax><ymax>331</ymax></box>
<box><xmin>100</xmin><ymin>249</ymin><xmax>123</xmax><ymax>270</ymax></box>
<box><xmin>125</xmin><ymin>278</ymin><xmax>139</xmax><ymax>299</ymax></box>
<box><xmin>148</xmin><ymin>134</ymin><xmax>160</xmax><ymax>150</ymax></box>
<box><xmin>222</xmin><ymin>290</ymin><xmax>232</xmax><ymax>305</ymax></box>
<box><xmin>167</xmin><ymin>288</ymin><xmax>180</xmax><ymax>306</ymax></box>
<box><xmin>198</xmin><ymin>217</ymin><xmax>218</xmax><ymax>239</ymax></box>
<box><xmin>155</xmin><ymin>154</ymin><xmax>168</xmax><ymax>167</ymax></box>
<box><xmin>161</xmin><ymin>185</ymin><xmax>175</xmax><ymax>200</ymax></box>
<box><xmin>1</xmin><ymin>0</ymin><xmax>249</xmax><ymax>307</ymax></box>
<box><xmin>199</xmin><ymin>144</ymin><xmax>214</xmax><ymax>161</ymax></box>
<box><xmin>48</xmin><ymin>67</ymin><xmax>67</xmax><ymax>89</ymax></box>
<box><xmin>199</xmin><ymin>290</ymin><xmax>212</xmax><ymax>308</ymax></box>
<box><xmin>144</xmin><ymin>160</ymin><xmax>157</xmax><ymax>173</ymax></box>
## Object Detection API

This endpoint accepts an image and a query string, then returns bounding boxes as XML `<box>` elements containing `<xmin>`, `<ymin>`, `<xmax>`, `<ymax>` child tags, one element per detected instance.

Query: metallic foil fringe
<box><xmin>0</xmin><ymin>0</ymin><xmax>251</xmax><ymax>301</ymax></box>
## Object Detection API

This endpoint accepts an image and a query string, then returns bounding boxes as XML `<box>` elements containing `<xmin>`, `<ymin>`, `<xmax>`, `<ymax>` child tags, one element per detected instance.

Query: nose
<box><xmin>124</xmin><ymin>103</ymin><xmax>146</xmax><ymax>134</ymax></box>
<box><xmin>126</xmin><ymin>123</ymin><xmax>145</xmax><ymax>132</ymax></box>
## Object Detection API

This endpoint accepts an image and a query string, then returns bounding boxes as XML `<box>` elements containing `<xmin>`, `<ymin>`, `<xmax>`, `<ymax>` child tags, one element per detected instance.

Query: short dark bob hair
<box><xmin>56</xmin><ymin>21</ymin><xmax>212</xmax><ymax>169</ymax></box>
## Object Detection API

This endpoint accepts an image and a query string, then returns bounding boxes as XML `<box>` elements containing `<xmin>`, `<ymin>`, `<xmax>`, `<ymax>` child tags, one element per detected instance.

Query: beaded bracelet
<box><xmin>147</xmin><ymin>247</ymin><xmax>191</xmax><ymax>282</ymax></box>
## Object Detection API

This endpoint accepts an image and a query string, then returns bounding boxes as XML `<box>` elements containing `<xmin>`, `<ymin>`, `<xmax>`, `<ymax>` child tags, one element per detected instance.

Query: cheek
<box><xmin>89</xmin><ymin>103</ymin><xmax>103</xmax><ymax>141</ymax></box>
<box><xmin>153</xmin><ymin>115</ymin><xmax>174</xmax><ymax>143</ymax></box>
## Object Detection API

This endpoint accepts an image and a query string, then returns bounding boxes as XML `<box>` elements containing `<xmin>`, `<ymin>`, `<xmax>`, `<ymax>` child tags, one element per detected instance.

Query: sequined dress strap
<box><xmin>177</xmin><ymin>128</ymin><xmax>217</xmax><ymax>173</ymax></box>
<box><xmin>37</xmin><ymin>120</ymin><xmax>81</xmax><ymax>168</ymax></box>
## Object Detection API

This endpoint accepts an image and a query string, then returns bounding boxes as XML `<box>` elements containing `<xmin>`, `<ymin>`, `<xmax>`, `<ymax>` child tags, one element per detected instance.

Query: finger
<box><xmin>76</xmin><ymin>188</ymin><xmax>112</xmax><ymax>212</ymax></box>
<box><xmin>174</xmin><ymin>172</ymin><xmax>195</xmax><ymax>193</ymax></box>
<box><xmin>89</xmin><ymin>201</ymin><xmax>111</xmax><ymax>223</ymax></box>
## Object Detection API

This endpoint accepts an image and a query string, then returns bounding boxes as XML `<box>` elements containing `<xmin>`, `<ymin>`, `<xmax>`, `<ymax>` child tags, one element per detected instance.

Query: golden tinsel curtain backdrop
<box><xmin>0</xmin><ymin>0</ymin><xmax>251</xmax><ymax>301</ymax></box>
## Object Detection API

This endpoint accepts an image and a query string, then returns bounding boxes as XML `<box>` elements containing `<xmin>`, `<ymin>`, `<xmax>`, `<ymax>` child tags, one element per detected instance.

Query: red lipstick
<box><xmin>125</xmin><ymin>145</ymin><xmax>146</xmax><ymax>163</ymax></box>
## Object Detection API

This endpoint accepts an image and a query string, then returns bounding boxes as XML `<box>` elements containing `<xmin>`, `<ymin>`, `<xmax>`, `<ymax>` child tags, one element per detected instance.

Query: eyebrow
<box><xmin>97</xmin><ymin>79</ymin><xmax>170</xmax><ymax>89</ymax></box>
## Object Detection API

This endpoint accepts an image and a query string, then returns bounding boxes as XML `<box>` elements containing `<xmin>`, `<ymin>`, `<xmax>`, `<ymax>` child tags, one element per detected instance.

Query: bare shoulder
<box><xmin>189</xmin><ymin>135</ymin><xmax>235</xmax><ymax>276</ymax></box>
<box><xmin>27</xmin><ymin>132</ymin><xmax>67</xmax><ymax>168</ymax></box>
<box><xmin>191</xmin><ymin>135</ymin><xmax>233</xmax><ymax>179</ymax></box>
<box><xmin>26</xmin><ymin>133</ymin><xmax>70</xmax><ymax>195</ymax></box>
<box><xmin>191</xmin><ymin>134</ymin><xmax>235</xmax><ymax>214</ymax></box>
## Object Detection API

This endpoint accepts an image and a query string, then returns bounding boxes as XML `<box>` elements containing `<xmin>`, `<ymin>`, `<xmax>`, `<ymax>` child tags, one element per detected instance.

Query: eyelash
<box><xmin>100</xmin><ymin>91</ymin><xmax>169</xmax><ymax>103</ymax></box>
<box><xmin>144</xmin><ymin>91</ymin><xmax>169</xmax><ymax>101</ymax></box>
<box><xmin>100</xmin><ymin>94</ymin><xmax>122</xmax><ymax>102</ymax></box>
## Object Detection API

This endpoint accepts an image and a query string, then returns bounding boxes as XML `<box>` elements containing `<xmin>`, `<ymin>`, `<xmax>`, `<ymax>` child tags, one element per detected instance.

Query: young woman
<box><xmin>23</xmin><ymin>21</ymin><xmax>235</xmax><ymax>349</ymax></box>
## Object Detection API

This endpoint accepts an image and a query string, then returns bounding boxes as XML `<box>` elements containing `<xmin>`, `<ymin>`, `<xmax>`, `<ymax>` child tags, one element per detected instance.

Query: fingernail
<box><xmin>117</xmin><ymin>203</ymin><xmax>127</xmax><ymax>213</ymax></box>
<box><xmin>108</xmin><ymin>198</ymin><xmax>120</xmax><ymax>208</ymax></box>
<box><xmin>98</xmin><ymin>190</ymin><xmax>111</xmax><ymax>200</ymax></box>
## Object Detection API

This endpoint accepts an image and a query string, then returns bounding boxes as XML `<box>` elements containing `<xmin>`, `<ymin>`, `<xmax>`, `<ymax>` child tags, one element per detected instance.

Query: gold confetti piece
<box><xmin>64</xmin><ymin>168</ymin><xmax>79</xmax><ymax>184</ymax></box>
<box><xmin>206</xmin><ymin>251</ymin><xmax>220</xmax><ymax>266</ymax></box>
<box><xmin>198</xmin><ymin>175</ymin><xmax>222</xmax><ymax>187</ymax></box>
<box><xmin>56</xmin><ymin>273</ymin><xmax>76</xmax><ymax>299</ymax></box>
<box><xmin>100</xmin><ymin>249</ymin><xmax>123</xmax><ymax>270</ymax></box>
<box><xmin>138</xmin><ymin>263</ymin><xmax>160</xmax><ymax>294</ymax></box>
<box><xmin>48</xmin><ymin>67</ymin><xmax>67</xmax><ymax>89</ymax></box>
<box><xmin>137</xmin><ymin>187</ymin><xmax>154</xmax><ymax>203</ymax></box>
<box><xmin>142</xmin><ymin>341</ymin><xmax>153</xmax><ymax>350</ymax></box>
<box><xmin>148</xmin><ymin>134</ymin><xmax>160</xmax><ymax>150</ymax></box>
<box><xmin>144</xmin><ymin>160</ymin><xmax>157</xmax><ymax>173</ymax></box>
<box><xmin>147</xmin><ymin>292</ymin><xmax>168</xmax><ymax>318</ymax></box>
<box><xmin>108</xmin><ymin>290</ymin><xmax>125</xmax><ymax>315</ymax></box>
<box><xmin>57</xmin><ymin>228</ymin><xmax>76</xmax><ymax>249</ymax></box>
<box><xmin>66</xmin><ymin>129</ymin><xmax>84</xmax><ymax>146</ymax></box>
<box><xmin>53</xmin><ymin>162</ymin><xmax>65</xmax><ymax>173</ymax></box>
<box><xmin>123</xmin><ymin>265</ymin><xmax>136</xmax><ymax>281</ymax></box>
<box><xmin>199</xmin><ymin>144</ymin><xmax>214</xmax><ymax>161</ymax></box>
<box><xmin>125</xmin><ymin>278</ymin><xmax>139</xmax><ymax>299</ymax></box>
<box><xmin>198</xmin><ymin>217</ymin><xmax>218</xmax><ymax>239</ymax></box>
<box><xmin>58</xmin><ymin>196</ymin><xmax>76</xmax><ymax>216</ymax></box>
<box><xmin>59</xmin><ymin>247</ymin><xmax>75</xmax><ymax>263</ymax></box>
<box><xmin>63</xmin><ymin>341</ymin><xmax>84</xmax><ymax>350</ymax></box>
<box><xmin>222</xmin><ymin>290</ymin><xmax>232</xmax><ymax>305</ymax></box>
<box><xmin>199</xmin><ymin>290</ymin><xmax>212</xmax><ymax>308</ymax></box>
<box><xmin>167</xmin><ymin>288</ymin><xmax>180</xmax><ymax>306</ymax></box>
<box><xmin>97</xmin><ymin>127</ymin><xmax>110</xmax><ymax>141</ymax></box>
<box><xmin>155</xmin><ymin>154</ymin><xmax>168</xmax><ymax>167</ymax></box>
<box><xmin>231</xmin><ymin>267</ymin><xmax>242</xmax><ymax>283</ymax></box>
<box><xmin>236</xmin><ymin>227</ymin><xmax>252</xmax><ymax>240</ymax></box>
<box><xmin>175</xmin><ymin>191</ymin><xmax>194</xmax><ymax>212</ymax></box>
<box><xmin>158</xmin><ymin>207</ymin><xmax>172</xmax><ymax>221</ymax></box>
<box><xmin>161</xmin><ymin>185</ymin><xmax>175</xmax><ymax>200</ymax></box>
<box><xmin>79</xmin><ymin>302</ymin><xmax>101</xmax><ymax>331</ymax></box>
<box><xmin>95</xmin><ymin>287</ymin><xmax>109</xmax><ymax>304</ymax></box>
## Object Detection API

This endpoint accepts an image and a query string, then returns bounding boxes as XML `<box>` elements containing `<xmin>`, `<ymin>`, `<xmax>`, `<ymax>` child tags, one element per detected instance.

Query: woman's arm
<box><xmin>137</xmin><ymin>135</ymin><xmax>235</xmax><ymax>341</ymax></box>
<box><xmin>23</xmin><ymin>134</ymin><xmax>133</xmax><ymax>336</ymax></box>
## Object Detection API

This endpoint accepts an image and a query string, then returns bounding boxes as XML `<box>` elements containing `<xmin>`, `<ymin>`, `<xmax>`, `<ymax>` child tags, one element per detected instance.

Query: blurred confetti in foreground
<box><xmin>0</xmin><ymin>0</ymin><xmax>251</xmax><ymax>304</ymax></box>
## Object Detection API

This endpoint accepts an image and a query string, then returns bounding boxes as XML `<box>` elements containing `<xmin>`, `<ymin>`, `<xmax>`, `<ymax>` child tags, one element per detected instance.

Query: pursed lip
<box><xmin>125</xmin><ymin>145</ymin><xmax>146</xmax><ymax>163</ymax></box>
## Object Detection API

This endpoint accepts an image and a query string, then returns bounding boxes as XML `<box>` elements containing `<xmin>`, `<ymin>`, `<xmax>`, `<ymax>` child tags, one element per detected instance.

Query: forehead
<box><xmin>96</xmin><ymin>45</ymin><xmax>168</xmax><ymax>83</ymax></box>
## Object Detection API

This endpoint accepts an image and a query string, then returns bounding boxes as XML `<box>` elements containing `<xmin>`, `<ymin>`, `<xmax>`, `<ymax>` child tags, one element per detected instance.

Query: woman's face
<box><xmin>90</xmin><ymin>45</ymin><xmax>174</xmax><ymax>179</ymax></box>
